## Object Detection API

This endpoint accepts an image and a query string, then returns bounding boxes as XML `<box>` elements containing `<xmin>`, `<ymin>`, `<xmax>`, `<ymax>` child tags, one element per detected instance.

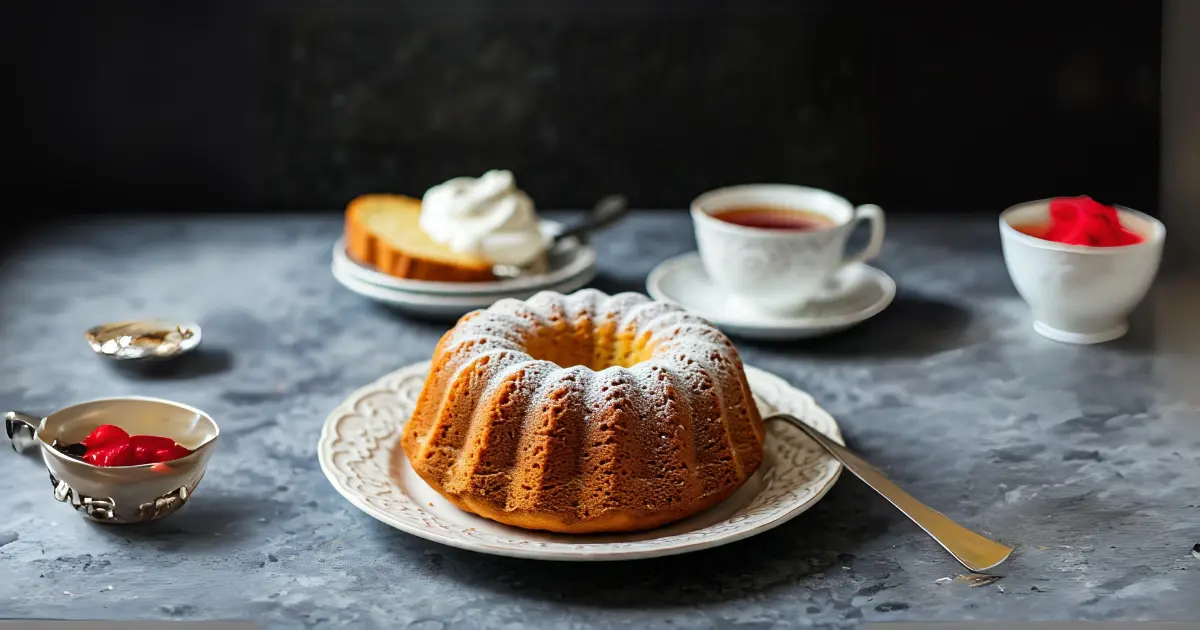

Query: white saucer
<box><xmin>646</xmin><ymin>252</ymin><xmax>895</xmax><ymax>341</ymax></box>
<box><xmin>332</xmin><ymin>256</ymin><xmax>597</xmax><ymax>320</ymax></box>
<box><xmin>318</xmin><ymin>360</ymin><xmax>843</xmax><ymax>561</ymax></box>
<box><xmin>332</xmin><ymin>220</ymin><xmax>597</xmax><ymax>297</ymax></box>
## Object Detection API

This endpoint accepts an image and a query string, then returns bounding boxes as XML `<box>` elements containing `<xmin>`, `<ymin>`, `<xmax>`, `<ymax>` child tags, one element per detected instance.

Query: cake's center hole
<box><xmin>520</xmin><ymin>323</ymin><xmax>654</xmax><ymax>371</ymax></box>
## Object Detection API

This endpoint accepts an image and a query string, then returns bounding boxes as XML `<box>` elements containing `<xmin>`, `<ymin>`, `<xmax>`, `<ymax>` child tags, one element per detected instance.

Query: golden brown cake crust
<box><xmin>344</xmin><ymin>194</ymin><xmax>496</xmax><ymax>283</ymax></box>
<box><xmin>401</xmin><ymin>289</ymin><xmax>766</xmax><ymax>534</ymax></box>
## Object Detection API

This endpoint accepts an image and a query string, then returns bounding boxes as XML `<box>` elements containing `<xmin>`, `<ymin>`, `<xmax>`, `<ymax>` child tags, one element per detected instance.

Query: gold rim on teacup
<box><xmin>5</xmin><ymin>396</ymin><xmax>220</xmax><ymax>524</ymax></box>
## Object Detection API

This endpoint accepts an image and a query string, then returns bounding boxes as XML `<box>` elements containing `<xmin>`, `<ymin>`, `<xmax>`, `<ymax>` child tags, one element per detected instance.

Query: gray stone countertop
<box><xmin>1</xmin><ymin>212</ymin><xmax>1198</xmax><ymax>629</ymax></box>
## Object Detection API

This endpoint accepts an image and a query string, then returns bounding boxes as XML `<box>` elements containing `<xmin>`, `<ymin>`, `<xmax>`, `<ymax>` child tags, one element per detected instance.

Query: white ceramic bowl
<box><xmin>999</xmin><ymin>199</ymin><xmax>1165</xmax><ymax>344</ymax></box>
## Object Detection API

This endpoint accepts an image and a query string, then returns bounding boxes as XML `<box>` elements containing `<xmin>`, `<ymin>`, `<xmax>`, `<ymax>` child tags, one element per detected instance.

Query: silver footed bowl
<box><xmin>5</xmin><ymin>397</ymin><xmax>219</xmax><ymax>524</ymax></box>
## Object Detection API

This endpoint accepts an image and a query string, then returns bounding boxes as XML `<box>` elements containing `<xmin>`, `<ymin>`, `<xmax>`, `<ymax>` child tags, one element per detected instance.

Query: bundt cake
<box><xmin>400</xmin><ymin>289</ymin><xmax>766</xmax><ymax>534</ymax></box>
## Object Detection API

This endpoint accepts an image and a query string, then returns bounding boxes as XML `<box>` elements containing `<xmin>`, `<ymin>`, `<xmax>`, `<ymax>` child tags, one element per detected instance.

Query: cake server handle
<box><xmin>768</xmin><ymin>413</ymin><xmax>1013</xmax><ymax>573</ymax></box>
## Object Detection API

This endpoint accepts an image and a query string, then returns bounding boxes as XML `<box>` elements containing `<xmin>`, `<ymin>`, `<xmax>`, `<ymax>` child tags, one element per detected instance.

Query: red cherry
<box><xmin>1118</xmin><ymin>229</ymin><xmax>1144</xmax><ymax>246</ymax></box>
<box><xmin>83</xmin><ymin>441</ymin><xmax>133</xmax><ymax>467</ymax></box>
<box><xmin>156</xmin><ymin>443</ymin><xmax>192</xmax><ymax>463</ymax></box>
<box><xmin>128</xmin><ymin>435</ymin><xmax>174</xmax><ymax>464</ymax></box>
<box><xmin>128</xmin><ymin>435</ymin><xmax>191</xmax><ymax>464</ymax></box>
<box><xmin>1045</xmin><ymin>196</ymin><xmax>1137</xmax><ymax>247</ymax></box>
<box><xmin>82</xmin><ymin>425</ymin><xmax>129</xmax><ymax>449</ymax></box>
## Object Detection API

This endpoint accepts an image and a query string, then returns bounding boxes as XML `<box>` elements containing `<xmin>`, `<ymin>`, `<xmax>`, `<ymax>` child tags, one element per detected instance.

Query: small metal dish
<box><xmin>5</xmin><ymin>397</ymin><xmax>219</xmax><ymax>523</ymax></box>
<box><xmin>85</xmin><ymin>320</ymin><xmax>202</xmax><ymax>361</ymax></box>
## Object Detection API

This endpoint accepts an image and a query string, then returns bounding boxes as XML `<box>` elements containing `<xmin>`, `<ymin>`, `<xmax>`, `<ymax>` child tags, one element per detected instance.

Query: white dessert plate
<box><xmin>332</xmin><ymin>220</ymin><xmax>597</xmax><ymax>297</ymax></box>
<box><xmin>646</xmin><ymin>252</ymin><xmax>896</xmax><ymax>341</ymax></box>
<box><xmin>332</xmin><ymin>256</ymin><xmax>596</xmax><ymax>320</ymax></box>
<box><xmin>318</xmin><ymin>360</ymin><xmax>844</xmax><ymax>561</ymax></box>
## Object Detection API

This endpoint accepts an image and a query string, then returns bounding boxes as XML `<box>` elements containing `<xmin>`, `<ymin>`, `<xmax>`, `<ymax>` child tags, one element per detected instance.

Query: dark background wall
<box><xmin>2</xmin><ymin>0</ymin><xmax>1162</xmax><ymax>214</ymax></box>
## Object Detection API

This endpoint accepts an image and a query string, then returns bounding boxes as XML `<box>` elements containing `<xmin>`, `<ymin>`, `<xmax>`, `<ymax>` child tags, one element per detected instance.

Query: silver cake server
<box><xmin>769</xmin><ymin>413</ymin><xmax>1013</xmax><ymax>573</ymax></box>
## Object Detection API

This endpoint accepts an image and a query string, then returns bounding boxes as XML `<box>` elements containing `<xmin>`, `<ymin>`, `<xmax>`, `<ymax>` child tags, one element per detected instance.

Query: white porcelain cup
<box><xmin>691</xmin><ymin>184</ymin><xmax>885</xmax><ymax>313</ymax></box>
<box><xmin>999</xmin><ymin>199</ymin><xmax>1165</xmax><ymax>344</ymax></box>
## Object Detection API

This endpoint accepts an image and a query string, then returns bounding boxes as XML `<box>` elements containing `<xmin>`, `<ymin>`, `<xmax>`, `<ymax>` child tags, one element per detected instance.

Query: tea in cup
<box><xmin>691</xmin><ymin>184</ymin><xmax>885</xmax><ymax>313</ymax></box>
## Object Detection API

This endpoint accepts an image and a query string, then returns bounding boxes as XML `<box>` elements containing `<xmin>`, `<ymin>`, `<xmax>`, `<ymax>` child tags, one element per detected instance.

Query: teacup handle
<box><xmin>841</xmin><ymin>204</ymin><xmax>886</xmax><ymax>269</ymax></box>
<box><xmin>5</xmin><ymin>411</ymin><xmax>40</xmax><ymax>453</ymax></box>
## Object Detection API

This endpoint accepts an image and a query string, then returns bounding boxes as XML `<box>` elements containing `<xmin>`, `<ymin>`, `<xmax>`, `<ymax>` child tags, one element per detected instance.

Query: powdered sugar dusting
<box><xmin>440</xmin><ymin>290</ymin><xmax>745</xmax><ymax>395</ymax></box>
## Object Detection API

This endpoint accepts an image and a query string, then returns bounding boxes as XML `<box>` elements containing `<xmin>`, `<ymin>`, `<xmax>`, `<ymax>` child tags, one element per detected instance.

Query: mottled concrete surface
<box><xmin>1</xmin><ymin>212</ymin><xmax>1198</xmax><ymax>629</ymax></box>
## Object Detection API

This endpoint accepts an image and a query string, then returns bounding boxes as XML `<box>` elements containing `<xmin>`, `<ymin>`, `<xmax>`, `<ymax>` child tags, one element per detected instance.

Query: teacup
<box><xmin>5</xmin><ymin>396</ymin><xmax>219</xmax><ymax>523</ymax></box>
<box><xmin>999</xmin><ymin>199</ymin><xmax>1165</xmax><ymax>344</ymax></box>
<box><xmin>691</xmin><ymin>184</ymin><xmax>885</xmax><ymax>313</ymax></box>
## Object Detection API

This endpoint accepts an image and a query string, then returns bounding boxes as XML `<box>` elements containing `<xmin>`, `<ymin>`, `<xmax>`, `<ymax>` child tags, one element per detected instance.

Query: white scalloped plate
<box><xmin>318</xmin><ymin>361</ymin><xmax>844</xmax><ymax>561</ymax></box>
<box><xmin>331</xmin><ymin>256</ymin><xmax>597</xmax><ymax>320</ymax></box>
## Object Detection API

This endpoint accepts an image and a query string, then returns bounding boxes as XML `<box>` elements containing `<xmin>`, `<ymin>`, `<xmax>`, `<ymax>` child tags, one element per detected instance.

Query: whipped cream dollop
<box><xmin>419</xmin><ymin>170</ymin><xmax>548</xmax><ymax>267</ymax></box>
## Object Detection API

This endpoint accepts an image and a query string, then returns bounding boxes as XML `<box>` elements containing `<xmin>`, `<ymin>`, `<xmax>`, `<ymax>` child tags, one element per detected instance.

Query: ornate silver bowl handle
<box><xmin>5</xmin><ymin>411</ymin><xmax>40</xmax><ymax>453</ymax></box>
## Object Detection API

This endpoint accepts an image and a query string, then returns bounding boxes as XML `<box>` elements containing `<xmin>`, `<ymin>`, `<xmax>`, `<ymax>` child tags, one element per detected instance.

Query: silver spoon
<box><xmin>550</xmin><ymin>194</ymin><xmax>630</xmax><ymax>246</ymax></box>
<box><xmin>493</xmin><ymin>194</ymin><xmax>629</xmax><ymax>279</ymax></box>
<box><xmin>769</xmin><ymin>413</ymin><xmax>1013</xmax><ymax>573</ymax></box>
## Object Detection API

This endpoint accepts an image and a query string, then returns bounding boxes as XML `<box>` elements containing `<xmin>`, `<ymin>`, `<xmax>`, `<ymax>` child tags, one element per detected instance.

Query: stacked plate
<box><xmin>331</xmin><ymin>221</ymin><xmax>598</xmax><ymax>320</ymax></box>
